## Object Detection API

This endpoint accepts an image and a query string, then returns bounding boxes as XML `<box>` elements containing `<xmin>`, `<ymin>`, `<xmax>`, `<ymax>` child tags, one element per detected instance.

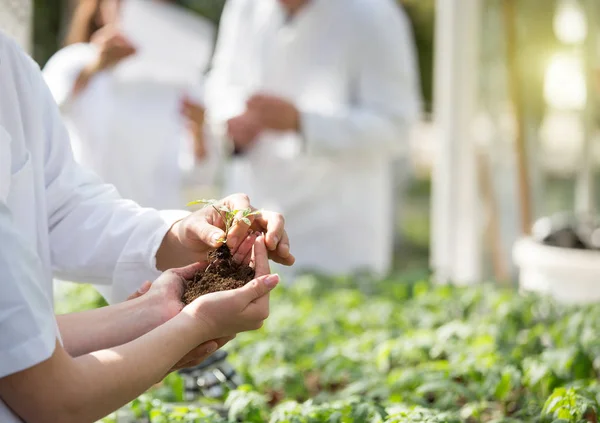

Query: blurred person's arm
<box><xmin>250</xmin><ymin>1</ymin><xmax>422</xmax><ymax>158</ymax></box>
<box><xmin>203</xmin><ymin>0</ymin><xmax>256</xmax><ymax>128</ymax></box>
<box><xmin>43</xmin><ymin>27</ymin><xmax>135</xmax><ymax>108</ymax></box>
<box><xmin>300</xmin><ymin>2</ymin><xmax>422</xmax><ymax>157</ymax></box>
<box><xmin>42</xmin><ymin>43</ymin><xmax>100</xmax><ymax>108</ymax></box>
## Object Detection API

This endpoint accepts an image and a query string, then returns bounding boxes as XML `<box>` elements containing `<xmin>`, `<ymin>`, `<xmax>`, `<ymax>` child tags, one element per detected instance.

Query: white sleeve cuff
<box><xmin>102</xmin><ymin>209</ymin><xmax>191</xmax><ymax>304</ymax></box>
<box><xmin>0</xmin><ymin>327</ymin><xmax>56</xmax><ymax>378</ymax></box>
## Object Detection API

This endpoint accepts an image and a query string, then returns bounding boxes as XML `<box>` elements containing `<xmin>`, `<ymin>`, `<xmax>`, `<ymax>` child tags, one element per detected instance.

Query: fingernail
<box><xmin>206</xmin><ymin>343</ymin><xmax>217</xmax><ymax>354</ymax></box>
<box><xmin>213</xmin><ymin>233</ymin><xmax>223</xmax><ymax>244</ymax></box>
<box><xmin>264</xmin><ymin>274</ymin><xmax>280</xmax><ymax>288</ymax></box>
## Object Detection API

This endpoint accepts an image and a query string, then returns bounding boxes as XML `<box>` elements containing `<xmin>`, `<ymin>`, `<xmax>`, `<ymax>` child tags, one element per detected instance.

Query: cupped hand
<box><xmin>182</xmin><ymin>234</ymin><xmax>280</xmax><ymax>340</ymax></box>
<box><xmin>127</xmin><ymin>267</ymin><xmax>238</xmax><ymax>378</ymax></box>
<box><xmin>129</xmin><ymin>231</ymin><xmax>261</xmax><ymax>317</ymax></box>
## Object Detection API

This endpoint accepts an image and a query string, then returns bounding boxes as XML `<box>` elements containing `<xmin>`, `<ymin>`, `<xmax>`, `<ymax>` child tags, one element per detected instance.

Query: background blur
<box><xmin>9</xmin><ymin>0</ymin><xmax>600</xmax><ymax>284</ymax></box>
<box><xmin>5</xmin><ymin>2</ymin><xmax>600</xmax><ymax>421</ymax></box>
<box><xmin>28</xmin><ymin>0</ymin><xmax>436</xmax><ymax>280</ymax></box>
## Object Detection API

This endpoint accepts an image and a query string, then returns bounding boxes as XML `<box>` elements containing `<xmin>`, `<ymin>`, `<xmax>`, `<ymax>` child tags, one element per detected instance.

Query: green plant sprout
<box><xmin>187</xmin><ymin>199</ymin><xmax>262</xmax><ymax>244</ymax></box>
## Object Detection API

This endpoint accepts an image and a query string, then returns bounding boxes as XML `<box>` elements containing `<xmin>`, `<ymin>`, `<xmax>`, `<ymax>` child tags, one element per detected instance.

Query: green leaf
<box><xmin>187</xmin><ymin>199</ymin><xmax>217</xmax><ymax>207</ymax></box>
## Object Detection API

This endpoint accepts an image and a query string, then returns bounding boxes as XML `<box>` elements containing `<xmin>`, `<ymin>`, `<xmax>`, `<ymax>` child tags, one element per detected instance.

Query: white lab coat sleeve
<box><xmin>300</xmin><ymin>1</ymin><xmax>422</xmax><ymax>158</ymax></box>
<box><xmin>0</xmin><ymin>203</ymin><xmax>57</xmax><ymax>378</ymax></box>
<box><xmin>41</xmin><ymin>43</ymin><xmax>99</xmax><ymax>109</ymax></box>
<box><xmin>29</xmin><ymin>52</ymin><xmax>191</xmax><ymax>303</ymax></box>
<box><xmin>204</xmin><ymin>0</ymin><xmax>254</xmax><ymax>126</ymax></box>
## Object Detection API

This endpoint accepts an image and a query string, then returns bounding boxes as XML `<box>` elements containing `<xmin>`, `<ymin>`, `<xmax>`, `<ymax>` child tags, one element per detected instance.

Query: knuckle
<box><xmin>231</xmin><ymin>192</ymin><xmax>250</xmax><ymax>204</ymax></box>
<box><xmin>164</xmin><ymin>269</ymin><xmax>177</xmax><ymax>278</ymax></box>
<box><xmin>183</xmin><ymin>222</ymin><xmax>196</xmax><ymax>239</ymax></box>
<box><xmin>277</xmin><ymin>213</ymin><xmax>285</xmax><ymax>226</ymax></box>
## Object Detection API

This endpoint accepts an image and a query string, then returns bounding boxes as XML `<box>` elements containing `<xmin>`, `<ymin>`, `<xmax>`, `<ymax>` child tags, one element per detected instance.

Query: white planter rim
<box><xmin>513</xmin><ymin>236</ymin><xmax>600</xmax><ymax>272</ymax></box>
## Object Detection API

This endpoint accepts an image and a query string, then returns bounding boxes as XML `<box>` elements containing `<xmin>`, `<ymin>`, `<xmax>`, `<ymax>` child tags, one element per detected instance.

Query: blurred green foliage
<box><xmin>99</xmin><ymin>276</ymin><xmax>600</xmax><ymax>422</ymax></box>
<box><xmin>401</xmin><ymin>0</ymin><xmax>435</xmax><ymax>114</ymax></box>
<box><xmin>54</xmin><ymin>281</ymin><xmax>107</xmax><ymax>314</ymax></box>
<box><xmin>33</xmin><ymin>0</ymin><xmax>63</xmax><ymax>67</ymax></box>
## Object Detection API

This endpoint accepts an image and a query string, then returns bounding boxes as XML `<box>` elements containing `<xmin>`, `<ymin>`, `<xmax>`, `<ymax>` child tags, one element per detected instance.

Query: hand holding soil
<box><xmin>125</xmin><ymin>266</ymin><xmax>239</xmax><ymax>377</ymax></box>
<box><xmin>181</xmin><ymin>235</ymin><xmax>279</xmax><ymax>339</ymax></box>
<box><xmin>160</xmin><ymin>193</ymin><xmax>295</xmax><ymax>271</ymax></box>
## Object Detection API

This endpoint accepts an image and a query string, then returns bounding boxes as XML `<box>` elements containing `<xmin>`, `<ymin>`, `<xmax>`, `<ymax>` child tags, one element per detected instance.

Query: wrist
<box><xmin>170</xmin><ymin>311</ymin><xmax>213</xmax><ymax>346</ymax></box>
<box><xmin>139</xmin><ymin>289</ymin><xmax>182</xmax><ymax>329</ymax></box>
<box><xmin>155</xmin><ymin>219</ymin><xmax>189</xmax><ymax>271</ymax></box>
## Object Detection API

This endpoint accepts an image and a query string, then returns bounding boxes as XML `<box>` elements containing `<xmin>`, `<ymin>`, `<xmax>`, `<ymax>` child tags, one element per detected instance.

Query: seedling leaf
<box><xmin>187</xmin><ymin>199</ymin><xmax>218</xmax><ymax>207</ymax></box>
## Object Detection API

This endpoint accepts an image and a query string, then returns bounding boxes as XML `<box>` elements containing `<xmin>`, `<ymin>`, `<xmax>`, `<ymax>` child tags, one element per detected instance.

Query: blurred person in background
<box><xmin>205</xmin><ymin>0</ymin><xmax>421</xmax><ymax>280</ymax></box>
<box><xmin>42</xmin><ymin>0</ymin><xmax>210</xmax><ymax>210</ymax></box>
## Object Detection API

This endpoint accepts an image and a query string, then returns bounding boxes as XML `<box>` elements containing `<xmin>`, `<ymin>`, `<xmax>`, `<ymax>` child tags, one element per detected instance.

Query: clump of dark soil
<box><xmin>182</xmin><ymin>244</ymin><xmax>255</xmax><ymax>305</ymax></box>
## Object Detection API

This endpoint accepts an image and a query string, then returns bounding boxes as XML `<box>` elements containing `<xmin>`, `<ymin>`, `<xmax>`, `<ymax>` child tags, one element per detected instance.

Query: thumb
<box><xmin>187</xmin><ymin>216</ymin><xmax>226</xmax><ymax>248</ymax></box>
<box><xmin>127</xmin><ymin>280</ymin><xmax>152</xmax><ymax>300</ymax></box>
<box><xmin>239</xmin><ymin>274</ymin><xmax>280</xmax><ymax>303</ymax></box>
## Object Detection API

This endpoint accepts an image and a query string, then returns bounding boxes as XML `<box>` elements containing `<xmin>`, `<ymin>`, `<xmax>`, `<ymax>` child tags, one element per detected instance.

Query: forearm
<box><xmin>70</xmin><ymin>317</ymin><xmax>199</xmax><ymax>420</ymax></box>
<box><xmin>56</xmin><ymin>294</ymin><xmax>166</xmax><ymax>357</ymax></box>
<box><xmin>1</xmin><ymin>315</ymin><xmax>203</xmax><ymax>423</ymax></box>
<box><xmin>300</xmin><ymin>107</ymin><xmax>414</xmax><ymax>157</ymax></box>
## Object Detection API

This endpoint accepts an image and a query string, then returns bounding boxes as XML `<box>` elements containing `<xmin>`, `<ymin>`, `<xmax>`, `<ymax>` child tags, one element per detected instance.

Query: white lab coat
<box><xmin>0</xmin><ymin>202</ymin><xmax>57</xmax><ymax>423</ymax></box>
<box><xmin>42</xmin><ymin>43</ymin><xmax>220</xmax><ymax>210</ymax></box>
<box><xmin>205</xmin><ymin>0</ymin><xmax>421</xmax><ymax>279</ymax></box>
<box><xmin>0</xmin><ymin>36</ymin><xmax>186</xmax><ymax>419</ymax></box>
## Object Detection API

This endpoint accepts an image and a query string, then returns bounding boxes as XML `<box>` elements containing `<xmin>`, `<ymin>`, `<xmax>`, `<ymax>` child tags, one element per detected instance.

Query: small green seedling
<box><xmin>187</xmin><ymin>199</ymin><xmax>262</xmax><ymax>244</ymax></box>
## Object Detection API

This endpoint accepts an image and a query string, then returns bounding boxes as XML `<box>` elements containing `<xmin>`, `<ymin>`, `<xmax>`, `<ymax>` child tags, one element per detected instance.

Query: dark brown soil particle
<box><xmin>181</xmin><ymin>244</ymin><xmax>255</xmax><ymax>305</ymax></box>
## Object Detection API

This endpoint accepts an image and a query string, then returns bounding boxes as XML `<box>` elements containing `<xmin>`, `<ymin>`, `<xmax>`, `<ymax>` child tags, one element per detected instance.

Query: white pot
<box><xmin>513</xmin><ymin>237</ymin><xmax>600</xmax><ymax>304</ymax></box>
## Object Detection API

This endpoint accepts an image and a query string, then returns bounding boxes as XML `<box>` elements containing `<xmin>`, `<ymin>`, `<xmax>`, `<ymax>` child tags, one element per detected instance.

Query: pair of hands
<box><xmin>89</xmin><ymin>26</ymin><xmax>206</xmax><ymax>160</ymax></box>
<box><xmin>227</xmin><ymin>95</ymin><xmax>300</xmax><ymax>152</ymax></box>
<box><xmin>132</xmin><ymin>194</ymin><xmax>294</xmax><ymax>373</ymax></box>
<box><xmin>131</xmin><ymin>232</ymin><xmax>277</xmax><ymax>374</ymax></box>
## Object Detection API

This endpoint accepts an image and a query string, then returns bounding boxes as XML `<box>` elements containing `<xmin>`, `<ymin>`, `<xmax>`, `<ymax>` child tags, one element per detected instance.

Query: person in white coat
<box><xmin>42</xmin><ymin>0</ymin><xmax>216</xmax><ymax>210</ymax></box>
<box><xmin>0</xmin><ymin>28</ymin><xmax>294</xmax><ymax>422</ymax></box>
<box><xmin>205</xmin><ymin>0</ymin><xmax>421</xmax><ymax>280</ymax></box>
